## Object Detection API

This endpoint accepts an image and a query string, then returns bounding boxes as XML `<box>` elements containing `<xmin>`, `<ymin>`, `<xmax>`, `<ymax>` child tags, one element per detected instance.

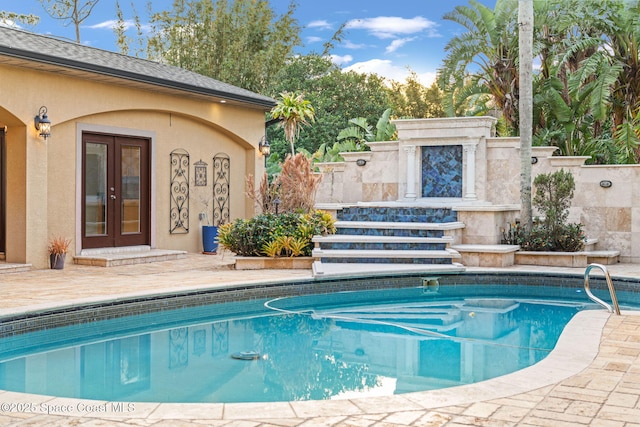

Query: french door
<box><xmin>82</xmin><ymin>133</ymin><xmax>150</xmax><ymax>249</ymax></box>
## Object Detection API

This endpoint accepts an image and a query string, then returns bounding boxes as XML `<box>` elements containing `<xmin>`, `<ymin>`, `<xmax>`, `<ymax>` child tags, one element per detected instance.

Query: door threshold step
<box><xmin>74</xmin><ymin>249</ymin><xmax>187</xmax><ymax>267</ymax></box>
<box><xmin>0</xmin><ymin>263</ymin><xmax>32</xmax><ymax>274</ymax></box>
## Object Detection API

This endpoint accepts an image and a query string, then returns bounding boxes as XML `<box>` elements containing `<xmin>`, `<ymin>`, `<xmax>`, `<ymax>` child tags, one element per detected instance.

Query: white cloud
<box><xmin>308</xmin><ymin>20</ymin><xmax>332</xmax><ymax>30</ymax></box>
<box><xmin>344</xmin><ymin>59</ymin><xmax>436</xmax><ymax>86</ymax></box>
<box><xmin>343</xmin><ymin>40</ymin><xmax>368</xmax><ymax>50</ymax></box>
<box><xmin>85</xmin><ymin>19</ymin><xmax>151</xmax><ymax>33</ymax></box>
<box><xmin>330</xmin><ymin>54</ymin><xmax>354</xmax><ymax>66</ymax></box>
<box><xmin>345</xmin><ymin>16</ymin><xmax>438</xmax><ymax>39</ymax></box>
<box><xmin>306</xmin><ymin>36</ymin><xmax>323</xmax><ymax>44</ymax></box>
<box><xmin>86</xmin><ymin>19</ymin><xmax>122</xmax><ymax>30</ymax></box>
<box><xmin>385</xmin><ymin>37</ymin><xmax>415</xmax><ymax>54</ymax></box>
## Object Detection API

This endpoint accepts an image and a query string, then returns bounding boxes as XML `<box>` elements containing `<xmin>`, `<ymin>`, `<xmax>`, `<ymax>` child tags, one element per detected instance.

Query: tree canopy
<box><xmin>439</xmin><ymin>0</ymin><xmax>640</xmax><ymax>163</ymax></box>
<box><xmin>136</xmin><ymin>0</ymin><xmax>301</xmax><ymax>94</ymax></box>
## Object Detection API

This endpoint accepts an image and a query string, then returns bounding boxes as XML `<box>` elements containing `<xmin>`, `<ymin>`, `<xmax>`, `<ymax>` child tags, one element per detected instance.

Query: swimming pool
<box><xmin>0</xmin><ymin>271</ymin><xmax>634</xmax><ymax>404</ymax></box>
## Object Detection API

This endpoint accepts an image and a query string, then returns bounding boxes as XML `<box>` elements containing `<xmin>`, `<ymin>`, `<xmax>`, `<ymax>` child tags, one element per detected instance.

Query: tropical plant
<box><xmin>217</xmin><ymin>210</ymin><xmax>336</xmax><ymax>257</ymax></box>
<box><xmin>438</xmin><ymin>0</ymin><xmax>520</xmax><ymax>135</ymax></box>
<box><xmin>270</xmin><ymin>91</ymin><xmax>316</xmax><ymax>156</ymax></box>
<box><xmin>337</xmin><ymin>108</ymin><xmax>397</xmax><ymax>145</ymax></box>
<box><xmin>266</xmin><ymin>54</ymin><xmax>392</xmax><ymax>159</ymax></box>
<box><xmin>313</xmin><ymin>109</ymin><xmax>397</xmax><ymax>163</ymax></box>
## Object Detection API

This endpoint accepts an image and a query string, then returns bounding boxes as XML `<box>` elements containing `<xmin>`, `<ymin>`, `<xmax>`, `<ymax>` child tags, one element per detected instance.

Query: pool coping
<box><xmin>0</xmin><ymin>296</ymin><xmax>621</xmax><ymax>421</ymax></box>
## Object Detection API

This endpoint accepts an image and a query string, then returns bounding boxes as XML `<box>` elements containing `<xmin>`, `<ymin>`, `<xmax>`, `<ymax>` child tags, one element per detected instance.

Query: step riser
<box><xmin>321</xmin><ymin>258</ymin><xmax>454</xmax><ymax>265</ymax></box>
<box><xmin>316</xmin><ymin>206</ymin><xmax>461</xmax><ymax>270</ymax></box>
<box><xmin>336</xmin><ymin>228</ymin><xmax>445</xmax><ymax>238</ymax></box>
<box><xmin>320</xmin><ymin>242</ymin><xmax>448</xmax><ymax>251</ymax></box>
<box><xmin>337</xmin><ymin>207</ymin><xmax>457</xmax><ymax>223</ymax></box>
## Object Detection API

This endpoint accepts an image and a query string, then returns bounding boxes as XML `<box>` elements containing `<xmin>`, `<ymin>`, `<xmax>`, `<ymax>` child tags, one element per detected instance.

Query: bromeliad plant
<box><xmin>217</xmin><ymin>210</ymin><xmax>336</xmax><ymax>257</ymax></box>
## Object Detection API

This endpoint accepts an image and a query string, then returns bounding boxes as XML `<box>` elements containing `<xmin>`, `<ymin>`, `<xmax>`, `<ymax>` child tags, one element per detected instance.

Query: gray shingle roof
<box><xmin>0</xmin><ymin>26</ymin><xmax>275</xmax><ymax>108</ymax></box>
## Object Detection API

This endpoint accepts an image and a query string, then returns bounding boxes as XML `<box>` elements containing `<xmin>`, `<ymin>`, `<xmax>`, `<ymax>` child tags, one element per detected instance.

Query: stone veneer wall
<box><xmin>314</xmin><ymin>117</ymin><xmax>640</xmax><ymax>263</ymax></box>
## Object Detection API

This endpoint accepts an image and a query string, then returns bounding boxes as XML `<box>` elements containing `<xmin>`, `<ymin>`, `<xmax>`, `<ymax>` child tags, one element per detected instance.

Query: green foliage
<box><xmin>438</xmin><ymin>0</ymin><xmax>520</xmax><ymax>133</ymax></box>
<box><xmin>135</xmin><ymin>0</ymin><xmax>300</xmax><ymax>94</ymax></box>
<box><xmin>0</xmin><ymin>11</ymin><xmax>40</xmax><ymax>26</ymax></box>
<box><xmin>218</xmin><ymin>210</ymin><xmax>336</xmax><ymax>257</ymax></box>
<box><xmin>313</xmin><ymin>108</ymin><xmax>396</xmax><ymax>163</ymax></box>
<box><xmin>502</xmin><ymin>221</ymin><xmax>585</xmax><ymax>252</ymax></box>
<box><xmin>388</xmin><ymin>72</ymin><xmax>445</xmax><ymax>119</ymax></box>
<box><xmin>533</xmin><ymin>169</ymin><xmax>575</xmax><ymax>233</ymax></box>
<box><xmin>267</xmin><ymin>54</ymin><xmax>392</xmax><ymax>160</ymax></box>
<box><xmin>501</xmin><ymin>169</ymin><xmax>585</xmax><ymax>251</ymax></box>
<box><xmin>270</xmin><ymin>91</ymin><xmax>315</xmax><ymax>156</ymax></box>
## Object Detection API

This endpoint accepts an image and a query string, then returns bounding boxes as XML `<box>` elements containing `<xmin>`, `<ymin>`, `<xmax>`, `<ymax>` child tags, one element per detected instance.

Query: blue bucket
<box><xmin>202</xmin><ymin>225</ymin><xmax>218</xmax><ymax>253</ymax></box>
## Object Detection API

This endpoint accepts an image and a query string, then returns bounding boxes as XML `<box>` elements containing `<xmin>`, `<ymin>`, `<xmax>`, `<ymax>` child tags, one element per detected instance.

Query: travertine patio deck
<box><xmin>1</xmin><ymin>254</ymin><xmax>640</xmax><ymax>426</ymax></box>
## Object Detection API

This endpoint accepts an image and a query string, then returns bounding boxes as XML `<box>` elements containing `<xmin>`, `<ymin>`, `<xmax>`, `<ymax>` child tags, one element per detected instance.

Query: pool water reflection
<box><xmin>0</xmin><ymin>292</ymin><xmax>582</xmax><ymax>403</ymax></box>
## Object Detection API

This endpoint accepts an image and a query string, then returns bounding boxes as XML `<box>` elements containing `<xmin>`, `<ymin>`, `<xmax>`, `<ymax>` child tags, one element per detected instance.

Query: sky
<box><xmin>0</xmin><ymin>0</ymin><xmax>496</xmax><ymax>87</ymax></box>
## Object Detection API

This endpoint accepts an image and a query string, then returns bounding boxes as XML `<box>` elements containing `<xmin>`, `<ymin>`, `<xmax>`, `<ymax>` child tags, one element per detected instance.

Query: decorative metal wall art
<box><xmin>169</xmin><ymin>149</ymin><xmax>189</xmax><ymax>234</ymax></box>
<box><xmin>213</xmin><ymin>153</ymin><xmax>230</xmax><ymax>226</ymax></box>
<box><xmin>194</xmin><ymin>159</ymin><xmax>208</xmax><ymax>187</ymax></box>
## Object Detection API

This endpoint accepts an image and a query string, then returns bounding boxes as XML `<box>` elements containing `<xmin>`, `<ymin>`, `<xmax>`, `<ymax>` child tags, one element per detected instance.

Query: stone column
<box><xmin>463</xmin><ymin>143</ymin><xmax>477</xmax><ymax>200</ymax></box>
<box><xmin>404</xmin><ymin>145</ymin><xmax>417</xmax><ymax>200</ymax></box>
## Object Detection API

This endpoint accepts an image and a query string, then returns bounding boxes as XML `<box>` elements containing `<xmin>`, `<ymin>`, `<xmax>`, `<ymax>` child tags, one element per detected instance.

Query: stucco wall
<box><xmin>0</xmin><ymin>62</ymin><xmax>267</xmax><ymax>268</ymax></box>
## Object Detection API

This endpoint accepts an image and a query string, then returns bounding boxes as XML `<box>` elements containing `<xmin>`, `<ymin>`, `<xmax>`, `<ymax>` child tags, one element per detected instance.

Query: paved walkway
<box><xmin>1</xmin><ymin>254</ymin><xmax>640</xmax><ymax>426</ymax></box>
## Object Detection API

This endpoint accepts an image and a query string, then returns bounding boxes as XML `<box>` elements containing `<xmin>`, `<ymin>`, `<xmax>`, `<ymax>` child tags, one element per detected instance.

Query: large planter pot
<box><xmin>202</xmin><ymin>225</ymin><xmax>219</xmax><ymax>254</ymax></box>
<box><xmin>50</xmin><ymin>253</ymin><xmax>66</xmax><ymax>270</ymax></box>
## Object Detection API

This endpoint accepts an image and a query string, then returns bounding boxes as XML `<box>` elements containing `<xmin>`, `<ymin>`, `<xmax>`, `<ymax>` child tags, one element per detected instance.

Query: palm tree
<box><xmin>438</xmin><ymin>0</ymin><xmax>520</xmax><ymax>135</ymax></box>
<box><xmin>270</xmin><ymin>91</ymin><xmax>315</xmax><ymax>157</ymax></box>
<box><xmin>519</xmin><ymin>0</ymin><xmax>533</xmax><ymax>230</ymax></box>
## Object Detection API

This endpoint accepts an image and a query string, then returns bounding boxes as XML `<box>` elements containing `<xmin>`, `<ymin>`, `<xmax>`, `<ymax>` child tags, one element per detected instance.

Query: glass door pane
<box><xmin>85</xmin><ymin>143</ymin><xmax>108</xmax><ymax>236</ymax></box>
<box><xmin>121</xmin><ymin>145</ymin><xmax>141</xmax><ymax>234</ymax></box>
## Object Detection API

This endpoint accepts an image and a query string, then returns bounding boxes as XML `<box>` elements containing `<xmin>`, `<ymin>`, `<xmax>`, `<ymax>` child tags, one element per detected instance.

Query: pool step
<box><xmin>311</xmin><ymin>248</ymin><xmax>461</xmax><ymax>263</ymax></box>
<box><xmin>312</xmin><ymin>207</ymin><xmax>466</xmax><ymax>276</ymax></box>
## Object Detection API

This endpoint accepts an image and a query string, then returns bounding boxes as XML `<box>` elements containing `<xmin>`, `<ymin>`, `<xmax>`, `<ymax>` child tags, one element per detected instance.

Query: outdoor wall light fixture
<box><xmin>34</xmin><ymin>106</ymin><xmax>51</xmax><ymax>140</ymax></box>
<box><xmin>531</xmin><ymin>156</ymin><xmax>538</xmax><ymax>164</ymax></box>
<box><xmin>258</xmin><ymin>136</ymin><xmax>270</xmax><ymax>157</ymax></box>
<box><xmin>600</xmin><ymin>180</ymin><xmax>613</xmax><ymax>188</ymax></box>
<box><xmin>356</xmin><ymin>158</ymin><xmax>367</xmax><ymax>166</ymax></box>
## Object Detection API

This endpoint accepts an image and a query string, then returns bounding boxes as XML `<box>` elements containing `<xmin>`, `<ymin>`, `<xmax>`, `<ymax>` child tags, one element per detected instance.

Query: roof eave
<box><xmin>0</xmin><ymin>46</ymin><xmax>276</xmax><ymax>109</ymax></box>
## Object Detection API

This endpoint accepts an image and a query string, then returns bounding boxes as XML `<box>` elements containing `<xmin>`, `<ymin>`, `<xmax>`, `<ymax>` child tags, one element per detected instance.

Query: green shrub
<box><xmin>217</xmin><ymin>210</ymin><xmax>336</xmax><ymax>257</ymax></box>
<box><xmin>501</xmin><ymin>169</ymin><xmax>586</xmax><ymax>252</ymax></box>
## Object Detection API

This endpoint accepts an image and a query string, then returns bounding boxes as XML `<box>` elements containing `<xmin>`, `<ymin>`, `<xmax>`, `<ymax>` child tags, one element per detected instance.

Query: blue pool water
<box><xmin>0</xmin><ymin>283</ymin><xmax>627</xmax><ymax>403</ymax></box>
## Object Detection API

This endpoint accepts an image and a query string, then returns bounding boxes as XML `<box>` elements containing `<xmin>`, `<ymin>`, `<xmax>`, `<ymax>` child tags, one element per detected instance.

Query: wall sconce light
<box><xmin>258</xmin><ymin>136</ymin><xmax>270</xmax><ymax>157</ymax></box>
<box><xmin>356</xmin><ymin>159</ymin><xmax>367</xmax><ymax>166</ymax></box>
<box><xmin>599</xmin><ymin>180</ymin><xmax>613</xmax><ymax>188</ymax></box>
<box><xmin>34</xmin><ymin>106</ymin><xmax>51</xmax><ymax>140</ymax></box>
<box><xmin>531</xmin><ymin>156</ymin><xmax>538</xmax><ymax>164</ymax></box>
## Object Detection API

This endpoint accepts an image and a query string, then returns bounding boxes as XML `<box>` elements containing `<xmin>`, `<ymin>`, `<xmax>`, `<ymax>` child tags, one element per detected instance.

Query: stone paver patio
<box><xmin>1</xmin><ymin>253</ymin><xmax>640</xmax><ymax>426</ymax></box>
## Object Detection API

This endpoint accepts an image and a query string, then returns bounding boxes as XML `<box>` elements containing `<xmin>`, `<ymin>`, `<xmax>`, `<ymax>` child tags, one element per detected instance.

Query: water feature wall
<box><xmin>314</xmin><ymin>117</ymin><xmax>640</xmax><ymax>263</ymax></box>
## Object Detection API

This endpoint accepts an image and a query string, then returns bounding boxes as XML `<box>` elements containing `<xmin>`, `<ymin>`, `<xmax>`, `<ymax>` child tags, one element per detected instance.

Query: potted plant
<box><xmin>48</xmin><ymin>235</ymin><xmax>71</xmax><ymax>269</ymax></box>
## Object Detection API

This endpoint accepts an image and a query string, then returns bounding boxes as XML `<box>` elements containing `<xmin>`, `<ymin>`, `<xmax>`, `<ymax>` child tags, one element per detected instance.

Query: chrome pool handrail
<box><xmin>584</xmin><ymin>263</ymin><xmax>621</xmax><ymax>315</ymax></box>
